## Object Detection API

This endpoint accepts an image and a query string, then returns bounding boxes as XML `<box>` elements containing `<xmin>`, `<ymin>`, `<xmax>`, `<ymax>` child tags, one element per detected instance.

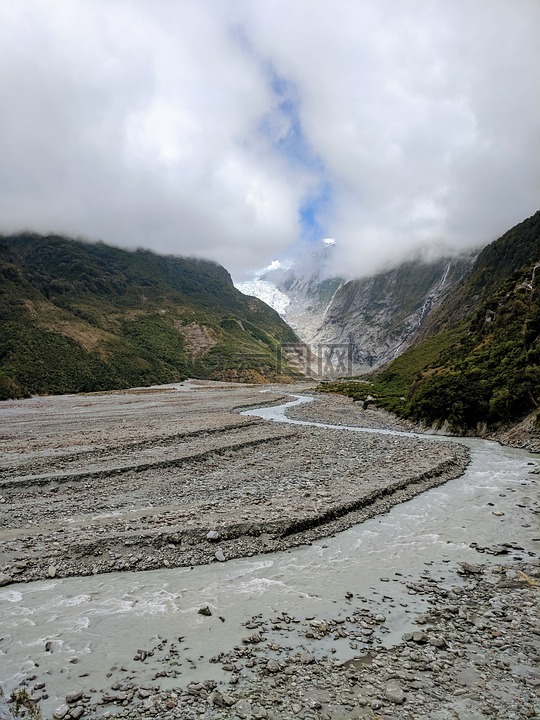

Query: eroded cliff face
<box><xmin>236</xmin><ymin>243</ymin><xmax>475</xmax><ymax>377</ymax></box>
<box><xmin>310</xmin><ymin>256</ymin><xmax>475</xmax><ymax>372</ymax></box>
<box><xmin>276</xmin><ymin>272</ymin><xmax>344</xmax><ymax>348</ymax></box>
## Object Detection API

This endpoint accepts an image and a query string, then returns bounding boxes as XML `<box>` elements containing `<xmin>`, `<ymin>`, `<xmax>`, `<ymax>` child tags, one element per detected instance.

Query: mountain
<box><xmin>321</xmin><ymin>211</ymin><xmax>540</xmax><ymax>438</ymax></box>
<box><xmin>0</xmin><ymin>234</ymin><xmax>300</xmax><ymax>399</ymax></box>
<box><xmin>309</xmin><ymin>255</ymin><xmax>475</xmax><ymax>371</ymax></box>
<box><xmin>236</xmin><ymin>240</ymin><xmax>343</xmax><ymax>345</ymax></box>
<box><xmin>237</xmin><ymin>241</ymin><xmax>474</xmax><ymax>375</ymax></box>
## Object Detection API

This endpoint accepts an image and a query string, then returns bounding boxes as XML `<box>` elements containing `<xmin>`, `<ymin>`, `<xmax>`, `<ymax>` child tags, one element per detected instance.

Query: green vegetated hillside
<box><xmin>320</xmin><ymin>211</ymin><xmax>540</xmax><ymax>433</ymax></box>
<box><xmin>0</xmin><ymin>234</ymin><xmax>300</xmax><ymax>399</ymax></box>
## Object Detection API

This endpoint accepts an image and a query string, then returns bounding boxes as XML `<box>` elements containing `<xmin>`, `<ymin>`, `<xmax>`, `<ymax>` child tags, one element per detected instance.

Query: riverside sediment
<box><xmin>1</xmin><ymin>382</ymin><xmax>539</xmax><ymax>720</ymax></box>
<box><xmin>37</xmin><ymin>561</ymin><xmax>538</xmax><ymax>720</ymax></box>
<box><xmin>0</xmin><ymin>381</ymin><xmax>468</xmax><ymax>585</ymax></box>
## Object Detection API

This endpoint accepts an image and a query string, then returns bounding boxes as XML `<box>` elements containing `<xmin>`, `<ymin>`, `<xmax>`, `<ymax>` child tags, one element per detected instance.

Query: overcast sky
<box><xmin>1</xmin><ymin>0</ymin><xmax>539</xmax><ymax>278</ymax></box>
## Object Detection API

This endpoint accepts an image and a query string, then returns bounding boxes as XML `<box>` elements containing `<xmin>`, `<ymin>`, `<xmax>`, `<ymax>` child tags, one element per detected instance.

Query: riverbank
<box><xmin>1</xmin><ymin>382</ymin><xmax>538</xmax><ymax>719</ymax></box>
<box><xmin>290</xmin><ymin>390</ymin><xmax>540</xmax><ymax>454</ymax></box>
<box><xmin>0</xmin><ymin>381</ymin><xmax>468</xmax><ymax>586</ymax></box>
<box><xmin>27</xmin><ymin>559</ymin><xmax>537</xmax><ymax>720</ymax></box>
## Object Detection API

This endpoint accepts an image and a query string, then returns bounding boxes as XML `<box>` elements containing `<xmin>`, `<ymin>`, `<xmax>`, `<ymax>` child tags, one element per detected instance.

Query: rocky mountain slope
<box><xmin>236</xmin><ymin>240</ymin><xmax>343</xmax><ymax>346</ymax></box>
<box><xmin>321</xmin><ymin>210</ymin><xmax>540</xmax><ymax>440</ymax></box>
<box><xmin>0</xmin><ymin>234</ymin><xmax>299</xmax><ymax>399</ymax></box>
<box><xmin>310</xmin><ymin>255</ymin><xmax>474</xmax><ymax>371</ymax></box>
<box><xmin>238</xmin><ymin>242</ymin><xmax>474</xmax><ymax>374</ymax></box>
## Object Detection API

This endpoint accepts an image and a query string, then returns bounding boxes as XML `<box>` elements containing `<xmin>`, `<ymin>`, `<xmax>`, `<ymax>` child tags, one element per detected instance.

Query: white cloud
<box><xmin>0</xmin><ymin>0</ymin><xmax>538</xmax><ymax>278</ymax></box>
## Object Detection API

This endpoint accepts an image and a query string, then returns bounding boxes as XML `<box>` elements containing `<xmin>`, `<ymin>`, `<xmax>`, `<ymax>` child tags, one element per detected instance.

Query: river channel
<box><xmin>1</xmin><ymin>393</ymin><xmax>538</xmax><ymax>716</ymax></box>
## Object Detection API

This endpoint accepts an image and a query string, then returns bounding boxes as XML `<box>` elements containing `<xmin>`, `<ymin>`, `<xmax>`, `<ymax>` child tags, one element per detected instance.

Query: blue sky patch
<box><xmin>261</xmin><ymin>65</ymin><xmax>333</xmax><ymax>242</ymax></box>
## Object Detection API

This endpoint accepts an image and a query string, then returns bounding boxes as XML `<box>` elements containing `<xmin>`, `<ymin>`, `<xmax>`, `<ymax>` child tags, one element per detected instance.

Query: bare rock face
<box><xmin>309</xmin><ymin>256</ymin><xmax>474</xmax><ymax>373</ymax></box>
<box><xmin>242</xmin><ymin>247</ymin><xmax>474</xmax><ymax>377</ymax></box>
<box><xmin>179</xmin><ymin>322</ymin><xmax>219</xmax><ymax>357</ymax></box>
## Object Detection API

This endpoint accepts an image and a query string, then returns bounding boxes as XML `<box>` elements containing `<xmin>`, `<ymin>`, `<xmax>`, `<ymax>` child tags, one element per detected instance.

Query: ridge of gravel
<box><xmin>0</xmin><ymin>385</ymin><xmax>469</xmax><ymax>586</ymax></box>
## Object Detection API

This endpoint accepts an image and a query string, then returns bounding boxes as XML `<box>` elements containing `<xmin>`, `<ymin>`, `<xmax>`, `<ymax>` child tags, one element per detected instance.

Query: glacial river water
<box><xmin>1</xmin><ymin>394</ymin><xmax>538</xmax><ymax>715</ymax></box>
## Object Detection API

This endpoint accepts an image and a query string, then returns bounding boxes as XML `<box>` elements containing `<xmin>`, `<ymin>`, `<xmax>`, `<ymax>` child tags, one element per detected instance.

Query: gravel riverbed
<box><xmin>1</xmin><ymin>382</ymin><xmax>538</xmax><ymax>720</ymax></box>
<box><xmin>0</xmin><ymin>382</ymin><xmax>467</xmax><ymax>586</ymax></box>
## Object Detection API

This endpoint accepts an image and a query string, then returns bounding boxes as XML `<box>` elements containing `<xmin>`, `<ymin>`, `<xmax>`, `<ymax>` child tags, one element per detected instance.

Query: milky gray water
<box><xmin>1</xmin><ymin>394</ymin><xmax>538</xmax><ymax>714</ymax></box>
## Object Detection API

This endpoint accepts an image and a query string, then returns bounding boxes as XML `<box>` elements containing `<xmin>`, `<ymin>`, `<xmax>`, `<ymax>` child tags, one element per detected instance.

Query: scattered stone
<box><xmin>206</xmin><ymin>530</ymin><xmax>220</xmax><ymax>541</ymax></box>
<box><xmin>52</xmin><ymin>705</ymin><xmax>69</xmax><ymax>720</ymax></box>
<box><xmin>215</xmin><ymin>547</ymin><xmax>226</xmax><ymax>562</ymax></box>
<box><xmin>265</xmin><ymin>659</ymin><xmax>280</xmax><ymax>673</ymax></box>
<box><xmin>65</xmin><ymin>691</ymin><xmax>83</xmax><ymax>704</ymax></box>
<box><xmin>458</xmin><ymin>562</ymin><xmax>484</xmax><ymax>575</ymax></box>
<box><xmin>384</xmin><ymin>680</ymin><xmax>405</xmax><ymax>704</ymax></box>
<box><xmin>198</xmin><ymin>605</ymin><xmax>212</xmax><ymax>617</ymax></box>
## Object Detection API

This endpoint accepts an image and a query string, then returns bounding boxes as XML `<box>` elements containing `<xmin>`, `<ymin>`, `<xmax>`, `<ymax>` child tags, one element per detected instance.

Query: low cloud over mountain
<box><xmin>1</xmin><ymin>1</ymin><xmax>539</xmax><ymax>277</ymax></box>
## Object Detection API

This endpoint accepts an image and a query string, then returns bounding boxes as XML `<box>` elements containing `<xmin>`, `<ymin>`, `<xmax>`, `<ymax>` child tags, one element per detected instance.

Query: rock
<box><xmin>52</xmin><ymin>705</ymin><xmax>70</xmax><ymax>720</ymax></box>
<box><xmin>235</xmin><ymin>699</ymin><xmax>252</xmax><ymax>718</ymax></box>
<box><xmin>48</xmin><ymin>565</ymin><xmax>57</xmax><ymax>578</ymax></box>
<box><xmin>266</xmin><ymin>659</ymin><xmax>280</xmax><ymax>673</ymax></box>
<box><xmin>412</xmin><ymin>631</ymin><xmax>428</xmax><ymax>644</ymax></box>
<box><xmin>65</xmin><ymin>691</ymin><xmax>83</xmax><ymax>704</ymax></box>
<box><xmin>384</xmin><ymin>680</ymin><xmax>405</xmax><ymax>704</ymax></box>
<box><xmin>429</xmin><ymin>635</ymin><xmax>447</xmax><ymax>648</ymax></box>
<box><xmin>492</xmin><ymin>510</ymin><xmax>505</xmax><ymax>516</ymax></box>
<box><xmin>458</xmin><ymin>562</ymin><xmax>484</xmax><ymax>575</ymax></box>
<box><xmin>0</xmin><ymin>572</ymin><xmax>12</xmax><ymax>587</ymax></box>
<box><xmin>70</xmin><ymin>706</ymin><xmax>84</xmax><ymax>719</ymax></box>
<box><xmin>198</xmin><ymin>605</ymin><xmax>212</xmax><ymax>616</ymax></box>
<box><xmin>206</xmin><ymin>530</ymin><xmax>220</xmax><ymax>541</ymax></box>
<box><xmin>215</xmin><ymin>547</ymin><xmax>226</xmax><ymax>562</ymax></box>
<box><xmin>211</xmin><ymin>691</ymin><xmax>227</xmax><ymax>708</ymax></box>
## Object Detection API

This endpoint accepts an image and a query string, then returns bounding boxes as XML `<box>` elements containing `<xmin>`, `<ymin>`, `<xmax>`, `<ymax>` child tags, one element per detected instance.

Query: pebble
<box><xmin>52</xmin><ymin>705</ymin><xmax>70</xmax><ymax>719</ymax></box>
<box><xmin>384</xmin><ymin>680</ymin><xmax>405</xmax><ymax>704</ymax></box>
<box><xmin>65</xmin><ymin>691</ymin><xmax>83</xmax><ymax>704</ymax></box>
<box><xmin>266</xmin><ymin>659</ymin><xmax>280</xmax><ymax>673</ymax></box>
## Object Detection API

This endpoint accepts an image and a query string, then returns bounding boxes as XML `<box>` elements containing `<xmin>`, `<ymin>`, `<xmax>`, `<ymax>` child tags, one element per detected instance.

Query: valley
<box><xmin>0</xmin><ymin>382</ymin><xmax>538</xmax><ymax>720</ymax></box>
